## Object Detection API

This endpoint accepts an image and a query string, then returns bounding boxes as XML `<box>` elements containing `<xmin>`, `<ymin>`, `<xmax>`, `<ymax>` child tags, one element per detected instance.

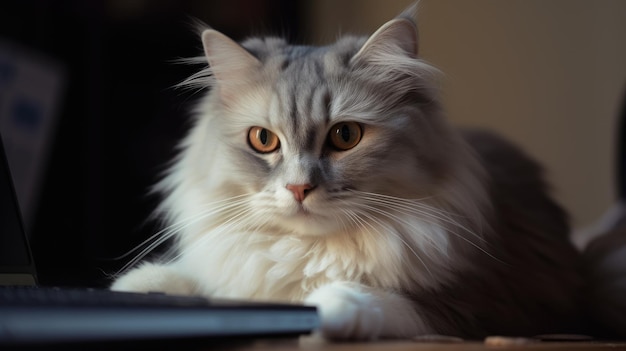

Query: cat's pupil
<box><xmin>260</xmin><ymin>129</ymin><xmax>268</xmax><ymax>145</ymax></box>
<box><xmin>341</xmin><ymin>125</ymin><xmax>350</xmax><ymax>142</ymax></box>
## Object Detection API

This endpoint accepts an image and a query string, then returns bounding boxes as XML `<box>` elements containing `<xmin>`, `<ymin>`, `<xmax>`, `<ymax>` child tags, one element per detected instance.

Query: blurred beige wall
<box><xmin>303</xmin><ymin>0</ymin><xmax>626</xmax><ymax>229</ymax></box>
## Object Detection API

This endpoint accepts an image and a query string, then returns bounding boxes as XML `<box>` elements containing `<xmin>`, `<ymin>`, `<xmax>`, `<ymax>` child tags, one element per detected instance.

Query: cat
<box><xmin>110</xmin><ymin>7</ymin><xmax>586</xmax><ymax>340</ymax></box>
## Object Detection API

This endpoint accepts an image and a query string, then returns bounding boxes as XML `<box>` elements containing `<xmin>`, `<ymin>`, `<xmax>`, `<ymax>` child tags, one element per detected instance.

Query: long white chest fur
<box><xmin>169</xmin><ymin>216</ymin><xmax>453</xmax><ymax>303</ymax></box>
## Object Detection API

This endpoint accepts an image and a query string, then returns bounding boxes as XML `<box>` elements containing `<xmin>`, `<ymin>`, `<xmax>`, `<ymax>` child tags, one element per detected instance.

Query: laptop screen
<box><xmin>0</xmin><ymin>133</ymin><xmax>36</xmax><ymax>284</ymax></box>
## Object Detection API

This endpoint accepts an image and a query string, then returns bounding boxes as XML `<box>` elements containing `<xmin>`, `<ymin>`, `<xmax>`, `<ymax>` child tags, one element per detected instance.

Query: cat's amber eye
<box><xmin>328</xmin><ymin>122</ymin><xmax>362</xmax><ymax>151</ymax></box>
<box><xmin>248</xmin><ymin>127</ymin><xmax>280</xmax><ymax>153</ymax></box>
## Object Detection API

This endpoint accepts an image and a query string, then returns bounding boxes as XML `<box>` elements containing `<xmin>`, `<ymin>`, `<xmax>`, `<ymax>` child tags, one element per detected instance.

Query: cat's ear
<box><xmin>201</xmin><ymin>29</ymin><xmax>261</xmax><ymax>104</ymax></box>
<box><xmin>351</xmin><ymin>11</ymin><xmax>419</xmax><ymax>64</ymax></box>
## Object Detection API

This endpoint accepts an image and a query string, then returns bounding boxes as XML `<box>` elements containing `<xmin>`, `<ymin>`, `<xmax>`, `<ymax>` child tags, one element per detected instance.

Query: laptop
<box><xmin>0</xmin><ymin>132</ymin><xmax>319</xmax><ymax>346</ymax></box>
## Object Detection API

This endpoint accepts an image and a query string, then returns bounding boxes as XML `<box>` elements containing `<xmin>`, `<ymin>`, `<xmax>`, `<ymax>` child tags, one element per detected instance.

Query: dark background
<box><xmin>0</xmin><ymin>0</ymin><xmax>303</xmax><ymax>288</ymax></box>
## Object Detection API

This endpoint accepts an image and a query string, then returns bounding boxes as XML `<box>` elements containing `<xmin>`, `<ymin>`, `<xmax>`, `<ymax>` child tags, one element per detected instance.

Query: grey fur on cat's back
<box><xmin>411</xmin><ymin>129</ymin><xmax>585</xmax><ymax>337</ymax></box>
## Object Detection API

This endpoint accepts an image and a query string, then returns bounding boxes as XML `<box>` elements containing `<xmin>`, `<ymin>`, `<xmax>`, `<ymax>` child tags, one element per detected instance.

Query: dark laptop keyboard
<box><xmin>0</xmin><ymin>285</ymin><xmax>213</xmax><ymax>308</ymax></box>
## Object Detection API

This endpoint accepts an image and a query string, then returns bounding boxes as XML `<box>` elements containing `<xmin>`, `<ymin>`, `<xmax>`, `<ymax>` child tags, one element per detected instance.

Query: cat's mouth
<box><xmin>295</xmin><ymin>204</ymin><xmax>311</xmax><ymax>216</ymax></box>
<box><xmin>285</xmin><ymin>205</ymin><xmax>315</xmax><ymax>221</ymax></box>
<box><xmin>276</xmin><ymin>202</ymin><xmax>339</xmax><ymax>234</ymax></box>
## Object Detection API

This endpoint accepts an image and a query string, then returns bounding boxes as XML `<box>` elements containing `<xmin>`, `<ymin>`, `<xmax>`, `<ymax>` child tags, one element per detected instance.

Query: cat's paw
<box><xmin>110</xmin><ymin>262</ymin><xmax>196</xmax><ymax>295</ymax></box>
<box><xmin>305</xmin><ymin>282</ymin><xmax>383</xmax><ymax>340</ymax></box>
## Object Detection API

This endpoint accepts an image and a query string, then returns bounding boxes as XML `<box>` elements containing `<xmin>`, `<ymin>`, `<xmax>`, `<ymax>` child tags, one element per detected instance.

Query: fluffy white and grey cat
<box><xmin>111</xmin><ymin>8</ymin><xmax>588</xmax><ymax>339</ymax></box>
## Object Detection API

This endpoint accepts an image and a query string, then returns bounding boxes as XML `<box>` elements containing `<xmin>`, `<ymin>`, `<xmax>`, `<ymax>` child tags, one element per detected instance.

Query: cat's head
<box><xmin>168</xmin><ymin>10</ymin><xmax>469</xmax><ymax>237</ymax></box>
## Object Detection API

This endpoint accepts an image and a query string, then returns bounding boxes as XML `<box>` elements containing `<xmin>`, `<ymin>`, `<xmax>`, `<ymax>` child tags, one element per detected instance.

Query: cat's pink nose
<box><xmin>286</xmin><ymin>183</ymin><xmax>315</xmax><ymax>202</ymax></box>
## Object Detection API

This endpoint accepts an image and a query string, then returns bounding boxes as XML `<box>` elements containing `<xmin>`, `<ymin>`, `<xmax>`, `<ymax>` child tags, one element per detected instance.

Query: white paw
<box><xmin>110</xmin><ymin>262</ymin><xmax>197</xmax><ymax>296</ymax></box>
<box><xmin>305</xmin><ymin>282</ymin><xmax>383</xmax><ymax>340</ymax></box>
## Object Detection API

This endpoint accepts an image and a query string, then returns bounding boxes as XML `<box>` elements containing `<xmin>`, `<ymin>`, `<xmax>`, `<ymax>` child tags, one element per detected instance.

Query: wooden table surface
<box><xmin>235</xmin><ymin>337</ymin><xmax>626</xmax><ymax>351</ymax></box>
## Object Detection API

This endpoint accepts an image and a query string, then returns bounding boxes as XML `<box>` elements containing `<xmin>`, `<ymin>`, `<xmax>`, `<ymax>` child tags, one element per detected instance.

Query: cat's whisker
<box><xmin>376</xmin><ymin>200</ymin><xmax>505</xmax><ymax>265</ymax></box>
<box><xmin>343</xmin><ymin>207</ymin><xmax>435</xmax><ymax>280</ymax></box>
<box><xmin>356</xmin><ymin>193</ymin><xmax>463</xmax><ymax>224</ymax></box>
<box><xmin>338</xmin><ymin>202</ymin><xmax>415</xmax><ymax>259</ymax></box>
<box><xmin>339</xmin><ymin>207</ymin><xmax>404</xmax><ymax>271</ymax></box>
<box><xmin>167</xmin><ymin>215</ymin><xmax>248</xmax><ymax>265</ymax></box>
<box><xmin>336</xmin><ymin>207</ymin><xmax>358</xmax><ymax>232</ymax></box>
<box><xmin>330</xmin><ymin>209</ymin><xmax>351</xmax><ymax>234</ymax></box>
<box><xmin>351</xmin><ymin>191</ymin><xmax>483</xmax><ymax>242</ymax></box>
<box><xmin>353</xmin><ymin>192</ymin><xmax>490</xmax><ymax>251</ymax></box>
<box><xmin>376</xmin><ymin>204</ymin><xmax>506</xmax><ymax>265</ymax></box>
<box><xmin>115</xmin><ymin>230</ymin><xmax>177</xmax><ymax>277</ymax></box>
<box><xmin>346</xmin><ymin>192</ymin><xmax>506</xmax><ymax>265</ymax></box>
<box><xmin>244</xmin><ymin>212</ymin><xmax>271</xmax><ymax>233</ymax></box>
<box><xmin>348</xmin><ymin>201</ymin><xmax>449</xmax><ymax>258</ymax></box>
<box><xmin>167</xmin><ymin>204</ymin><xmax>257</xmax><ymax>265</ymax></box>
<box><xmin>340</xmin><ymin>208</ymin><xmax>373</xmax><ymax>240</ymax></box>
<box><xmin>350</xmin><ymin>191</ymin><xmax>479</xmax><ymax>233</ymax></box>
<box><xmin>116</xmin><ymin>194</ymin><xmax>254</xmax><ymax>275</ymax></box>
<box><xmin>121</xmin><ymin>194</ymin><xmax>252</xmax><ymax>259</ymax></box>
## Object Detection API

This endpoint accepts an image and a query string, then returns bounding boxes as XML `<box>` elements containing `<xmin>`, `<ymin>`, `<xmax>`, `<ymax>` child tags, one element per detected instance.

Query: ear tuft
<box><xmin>399</xmin><ymin>1</ymin><xmax>419</xmax><ymax>23</ymax></box>
<box><xmin>352</xmin><ymin>17</ymin><xmax>418</xmax><ymax>65</ymax></box>
<box><xmin>201</xmin><ymin>29</ymin><xmax>261</xmax><ymax>103</ymax></box>
<box><xmin>351</xmin><ymin>2</ymin><xmax>421</xmax><ymax>66</ymax></box>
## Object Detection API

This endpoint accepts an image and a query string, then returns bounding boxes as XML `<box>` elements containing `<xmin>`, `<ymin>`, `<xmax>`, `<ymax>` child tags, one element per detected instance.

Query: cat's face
<box><xmin>192</xmin><ymin>17</ymin><xmax>451</xmax><ymax>236</ymax></box>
